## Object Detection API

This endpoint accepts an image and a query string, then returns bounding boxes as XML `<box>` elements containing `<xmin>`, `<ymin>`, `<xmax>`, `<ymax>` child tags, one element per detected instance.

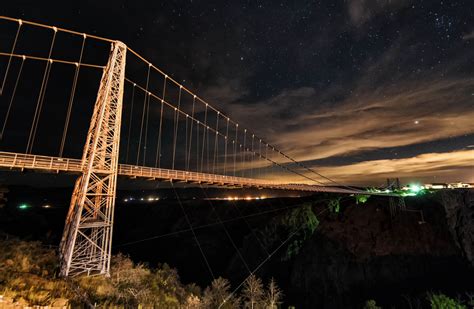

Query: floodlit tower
<box><xmin>59</xmin><ymin>41</ymin><xmax>127</xmax><ymax>277</ymax></box>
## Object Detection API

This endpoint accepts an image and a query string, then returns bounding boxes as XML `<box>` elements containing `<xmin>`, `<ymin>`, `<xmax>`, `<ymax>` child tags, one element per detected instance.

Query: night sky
<box><xmin>1</xmin><ymin>0</ymin><xmax>473</xmax><ymax>185</ymax></box>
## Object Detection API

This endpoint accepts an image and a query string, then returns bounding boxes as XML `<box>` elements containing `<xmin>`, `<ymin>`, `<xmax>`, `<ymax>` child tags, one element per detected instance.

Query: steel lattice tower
<box><xmin>59</xmin><ymin>41</ymin><xmax>126</xmax><ymax>277</ymax></box>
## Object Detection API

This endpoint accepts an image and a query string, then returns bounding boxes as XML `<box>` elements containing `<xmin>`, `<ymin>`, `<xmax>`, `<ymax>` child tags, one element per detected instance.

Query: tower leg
<box><xmin>59</xmin><ymin>41</ymin><xmax>127</xmax><ymax>277</ymax></box>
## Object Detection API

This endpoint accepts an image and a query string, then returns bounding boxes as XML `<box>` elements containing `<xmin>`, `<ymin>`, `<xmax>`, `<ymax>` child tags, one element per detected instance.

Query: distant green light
<box><xmin>18</xmin><ymin>203</ymin><xmax>29</xmax><ymax>210</ymax></box>
<box><xmin>409</xmin><ymin>184</ymin><xmax>422</xmax><ymax>193</ymax></box>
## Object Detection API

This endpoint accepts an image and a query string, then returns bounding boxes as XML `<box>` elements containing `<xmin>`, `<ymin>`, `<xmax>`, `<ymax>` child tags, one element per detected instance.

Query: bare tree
<box><xmin>264</xmin><ymin>278</ymin><xmax>283</xmax><ymax>309</ymax></box>
<box><xmin>242</xmin><ymin>274</ymin><xmax>264</xmax><ymax>309</ymax></box>
<box><xmin>202</xmin><ymin>277</ymin><xmax>240</xmax><ymax>309</ymax></box>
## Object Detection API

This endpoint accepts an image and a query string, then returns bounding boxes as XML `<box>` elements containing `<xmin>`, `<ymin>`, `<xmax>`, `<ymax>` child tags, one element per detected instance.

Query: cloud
<box><xmin>314</xmin><ymin>149</ymin><xmax>474</xmax><ymax>185</ymax></box>
<box><xmin>262</xmin><ymin>149</ymin><xmax>474</xmax><ymax>185</ymax></box>
<box><xmin>462</xmin><ymin>31</ymin><xmax>474</xmax><ymax>41</ymax></box>
<box><xmin>227</xmin><ymin>77</ymin><xmax>474</xmax><ymax>163</ymax></box>
<box><xmin>347</xmin><ymin>0</ymin><xmax>411</xmax><ymax>26</ymax></box>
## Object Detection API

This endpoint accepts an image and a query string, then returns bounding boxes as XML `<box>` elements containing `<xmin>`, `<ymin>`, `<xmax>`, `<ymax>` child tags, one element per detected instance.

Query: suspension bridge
<box><xmin>0</xmin><ymin>17</ymin><xmax>395</xmax><ymax>278</ymax></box>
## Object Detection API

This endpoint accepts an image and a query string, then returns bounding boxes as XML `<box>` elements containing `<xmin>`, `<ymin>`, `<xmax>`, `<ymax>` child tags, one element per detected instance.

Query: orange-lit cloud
<box><xmin>314</xmin><ymin>149</ymin><xmax>474</xmax><ymax>185</ymax></box>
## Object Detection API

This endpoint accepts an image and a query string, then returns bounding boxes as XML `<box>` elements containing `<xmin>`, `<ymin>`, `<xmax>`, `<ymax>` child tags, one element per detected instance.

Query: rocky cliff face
<box><xmin>231</xmin><ymin>192</ymin><xmax>474</xmax><ymax>308</ymax></box>
<box><xmin>440</xmin><ymin>189</ymin><xmax>474</xmax><ymax>267</ymax></box>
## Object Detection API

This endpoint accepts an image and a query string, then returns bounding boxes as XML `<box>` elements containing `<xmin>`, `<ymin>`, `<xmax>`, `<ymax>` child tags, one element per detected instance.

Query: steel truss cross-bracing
<box><xmin>59</xmin><ymin>41</ymin><xmax>127</xmax><ymax>277</ymax></box>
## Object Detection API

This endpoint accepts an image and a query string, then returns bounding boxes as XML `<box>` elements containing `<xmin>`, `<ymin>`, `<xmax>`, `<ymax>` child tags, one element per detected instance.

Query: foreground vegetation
<box><xmin>0</xmin><ymin>236</ymin><xmax>282</xmax><ymax>308</ymax></box>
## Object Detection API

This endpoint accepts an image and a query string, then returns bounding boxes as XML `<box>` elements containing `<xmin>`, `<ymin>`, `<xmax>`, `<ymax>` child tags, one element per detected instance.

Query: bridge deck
<box><xmin>0</xmin><ymin>151</ymin><xmax>360</xmax><ymax>194</ymax></box>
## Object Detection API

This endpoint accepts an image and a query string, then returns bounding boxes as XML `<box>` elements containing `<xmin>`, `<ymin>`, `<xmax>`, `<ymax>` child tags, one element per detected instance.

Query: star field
<box><xmin>1</xmin><ymin>0</ymin><xmax>473</xmax><ymax>184</ymax></box>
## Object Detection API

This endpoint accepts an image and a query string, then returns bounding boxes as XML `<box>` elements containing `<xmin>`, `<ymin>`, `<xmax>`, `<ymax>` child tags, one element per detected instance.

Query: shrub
<box><xmin>428</xmin><ymin>293</ymin><xmax>466</xmax><ymax>309</ymax></box>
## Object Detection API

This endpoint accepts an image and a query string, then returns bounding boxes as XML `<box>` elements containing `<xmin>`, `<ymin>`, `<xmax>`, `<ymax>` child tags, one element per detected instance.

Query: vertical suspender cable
<box><xmin>143</xmin><ymin>93</ymin><xmax>151</xmax><ymax>165</ymax></box>
<box><xmin>224</xmin><ymin>118</ymin><xmax>229</xmax><ymax>175</ymax></box>
<box><xmin>125</xmin><ymin>84</ymin><xmax>136</xmax><ymax>163</ymax></box>
<box><xmin>26</xmin><ymin>27</ymin><xmax>57</xmax><ymax>154</ymax></box>
<box><xmin>59</xmin><ymin>34</ymin><xmax>86</xmax><ymax>157</ymax></box>
<box><xmin>155</xmin><ymin>76</ymin><xmax>167</xmax><ymax>168</ymax></box>
<box><xmin>155</xmin><ymin>98</ymin><xmax>164</xmax><ymax>168</ymax></box>
<box><xmin>206</xmin><ymin>126</ymin><xmax>210</xmax><ymax>173</ymax></box>
<box><xmin>265</xmin><ymin>144</ymin><xmax>269</xmax><ymax>178</ymax></box>
<box><xmin>171</xmin><ymin>86</ymin><xmax>182</xmax><ymax>170</ymax></box>
<box><xmin>0</xmin><ymin>56</ymin><xmax>25</xmax><ymax>140</ymax></box>
<box><xmin>250</xmin><ymin>134</ymin><xmax>254</xmax><ymax>178</ymax></box>
<box><xmin>0</xmin><ymin>20</ymin><xmax>22</xmax><ymax>96</ymax></box>
<box><xmin>242</xmin><ymin>129</ymin><xmax>247</xmax><ymax>178</ymax></box>
<box><xmin>136</xmin><ymin>64</ymin><xmax>150</xmax><ymax>165</ymax></box>
<box><xmin>258</xmin><ymin>140</ymin><xmax>262</xmax><ymax>179</ymax></box>
<box><xmin>186</xmin><ymin>96</ymin><xmax>196</xmax><ymax>170</ymax></box>
<box><xmin>212</xmin><ymin>112</ymin><xmax>219</xmax><ymax>174</ymax></box>
<box><xmin>200</xmin><ymin>104</ymin><xmax>207</xmax><ymax>172</ymax></box>
<box><xmin>196</xmin><ymin>120</ymin><xmax>200</xmax><ymax>171</ymax></box>
<box><xmin>185</xmin><ymin>115</ymin><xmax>188</xmax><ymax>169</ymax></box>
<box><xmin>239</xmin><ymin>144</ymin><xmax>243</xmax><ymax>177</ymax></box>
<box><xmin>233</xmin><ymin>124</ymin><xmax>238</xmax><ymax>177</ymax></box>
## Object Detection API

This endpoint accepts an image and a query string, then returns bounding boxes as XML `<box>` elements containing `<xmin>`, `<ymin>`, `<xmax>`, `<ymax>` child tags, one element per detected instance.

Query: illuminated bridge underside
<box><xmin>0</xmin><ymin>151</ymin><xmax>359</xmax><ymax>194</ymax></box>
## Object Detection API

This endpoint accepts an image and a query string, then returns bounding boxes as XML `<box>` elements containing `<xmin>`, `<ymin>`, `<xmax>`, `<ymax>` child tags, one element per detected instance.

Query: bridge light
<box><xmin>53</xmin><ymin>26</ymin><xmax>58</xmax><ymax>32</ymax></box>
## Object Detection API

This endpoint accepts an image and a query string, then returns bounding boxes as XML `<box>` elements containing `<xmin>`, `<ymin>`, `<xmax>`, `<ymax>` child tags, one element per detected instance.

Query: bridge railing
<box><xmin>0</xmin><ymin>151</ymin><xmax>82</xmax><ymax>172</ymax></box>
